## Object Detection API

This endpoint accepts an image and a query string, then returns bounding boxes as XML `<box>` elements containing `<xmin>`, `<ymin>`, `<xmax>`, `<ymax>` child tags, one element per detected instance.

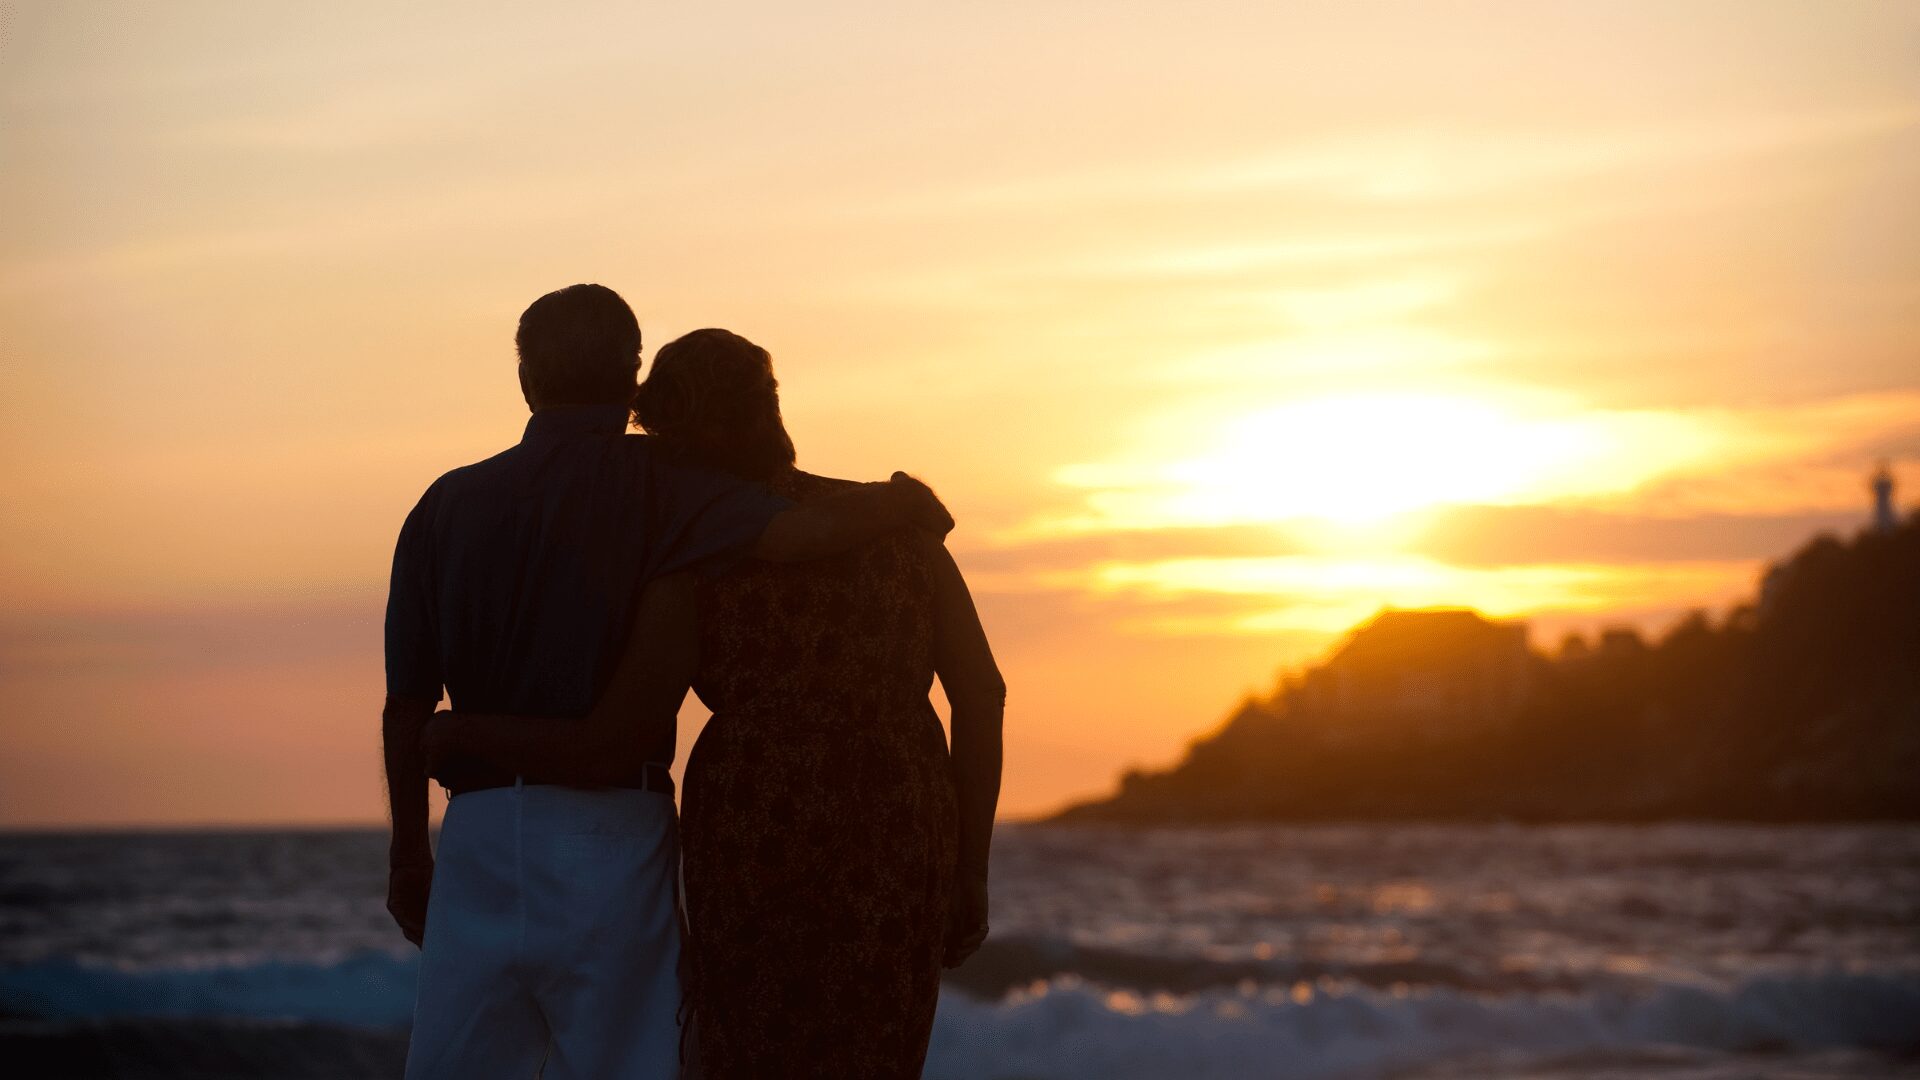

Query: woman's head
<box><xmin>634</xmin><ymin>328</ymin><xmax>797</xmax><ymax>479</ymax></box>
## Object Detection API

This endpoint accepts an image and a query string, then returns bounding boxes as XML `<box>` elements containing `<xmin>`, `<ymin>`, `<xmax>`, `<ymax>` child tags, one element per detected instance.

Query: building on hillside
<box><xmin>1596</xmin><ymin>626</ymin><xmax>1649</xmax><ymax>660</ymax></box>
<box><xmin>1761</xmin><ymin>462</ymin><xmax>1904</xmax><ymax>618</ymax></box>
<box><xmin>1871</xmin><ymin>460</ymin><xmax>1898</xmax><ymax>534</ymax></box>
<box><xmin>1292</xmin><ymin>608</ymin><xmax>1534</xmax><ymax>741</ymax></box>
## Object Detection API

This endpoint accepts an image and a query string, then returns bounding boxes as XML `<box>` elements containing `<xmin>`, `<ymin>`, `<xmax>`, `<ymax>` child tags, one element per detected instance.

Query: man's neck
<box><xmin>522</xmin><ymin>403</ymin><xmax>631</xmax><ymax>441</ymax></box>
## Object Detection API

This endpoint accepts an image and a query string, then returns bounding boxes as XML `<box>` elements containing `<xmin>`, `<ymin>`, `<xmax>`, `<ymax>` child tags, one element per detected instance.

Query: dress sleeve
<box><xmin>384</xmin><ymin>486</ymin><xmax>444</xmax><ymax>702</ymax></box>
<box><xmin>646</xmin><ymin>454</ymin><xmax>793</xmax><ymax>579</ymax></box>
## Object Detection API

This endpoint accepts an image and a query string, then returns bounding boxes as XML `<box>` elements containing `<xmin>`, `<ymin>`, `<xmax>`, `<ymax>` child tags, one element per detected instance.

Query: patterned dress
<box><xmin>681</xmin><ymin>469</ymin><xmax>959</xmax><ymax>1079</ymax></box>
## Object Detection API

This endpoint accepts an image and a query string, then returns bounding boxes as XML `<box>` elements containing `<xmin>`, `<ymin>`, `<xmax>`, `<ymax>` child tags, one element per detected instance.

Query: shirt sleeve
<box><xmin>646</xmin><ymin>455</ymin><xmax>793</xmax><ymax>579</ymax></box>
<box><xmin>384</xmin><ymin>486</ymin><xmax>445</xmax><ymax>701</ymax></box>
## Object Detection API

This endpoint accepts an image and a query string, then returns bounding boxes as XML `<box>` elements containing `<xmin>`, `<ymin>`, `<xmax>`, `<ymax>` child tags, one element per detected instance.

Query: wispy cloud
<box><xmin>1045</xmin><ymin>555</ymin><xmax>1760</xmax><ymax>637</ymax></box>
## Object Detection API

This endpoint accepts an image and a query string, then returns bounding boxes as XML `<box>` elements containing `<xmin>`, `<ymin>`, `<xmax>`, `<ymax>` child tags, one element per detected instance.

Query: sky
<box><xmin>1</xmin><ymin>1</ymin><xmax>1916</xmax><ymax>826</ymax></box>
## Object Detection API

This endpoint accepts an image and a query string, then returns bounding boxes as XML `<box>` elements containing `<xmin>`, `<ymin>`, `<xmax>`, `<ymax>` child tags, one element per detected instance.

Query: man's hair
<box><xmin>515</xmin><ymin>284</ymin><xmax>642</xmax><ymax>408</ymax></box>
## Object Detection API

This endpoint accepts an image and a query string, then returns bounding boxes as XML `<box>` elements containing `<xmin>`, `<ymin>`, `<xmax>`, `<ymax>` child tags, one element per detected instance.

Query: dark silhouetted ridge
<box><xmin>1055</xmin><ymin>513</ymin><xmax>1920</xmax><ymax>823</ymax></box>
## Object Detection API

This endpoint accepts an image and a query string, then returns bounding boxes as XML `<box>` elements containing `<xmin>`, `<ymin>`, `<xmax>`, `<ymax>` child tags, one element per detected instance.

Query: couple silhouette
<box><xmin>382</xmin><ymin>284</ymin><xmax>1004</xmax><ymax>1079</ymax></box>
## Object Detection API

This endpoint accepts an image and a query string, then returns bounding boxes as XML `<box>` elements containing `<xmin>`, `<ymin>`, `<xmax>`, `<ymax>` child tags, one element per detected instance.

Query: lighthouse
<box><xmin>1870</xmin><ymin>461</ymin><xmax>1897</xmax><ymax>533</ymax></box>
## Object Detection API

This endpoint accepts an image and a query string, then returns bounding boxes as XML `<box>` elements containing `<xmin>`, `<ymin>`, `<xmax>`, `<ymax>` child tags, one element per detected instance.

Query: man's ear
<box><xmin>518</xmin><ymin>362</ymin><xmax>537</xmax><ymax>410</ymax></box>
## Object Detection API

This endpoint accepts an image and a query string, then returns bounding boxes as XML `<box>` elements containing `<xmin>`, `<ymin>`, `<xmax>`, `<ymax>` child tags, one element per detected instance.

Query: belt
<box><xmin>442</xmin><ymin>761</ymin><xmax>675</xmax><ymax>798</ymax></box>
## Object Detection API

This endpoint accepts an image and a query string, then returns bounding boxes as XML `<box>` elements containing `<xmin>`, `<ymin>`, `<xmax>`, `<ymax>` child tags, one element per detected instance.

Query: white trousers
<box><xmin>404</xmin><ymin>783</ymin><xmax>682</xmax><ymax>1080</ymax></box>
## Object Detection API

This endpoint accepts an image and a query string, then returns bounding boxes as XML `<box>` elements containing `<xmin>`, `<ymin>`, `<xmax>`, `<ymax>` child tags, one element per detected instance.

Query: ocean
<box><xmin>2</xmin><ymin>823</ymin><xmax>1916</xmax><ymax>1079</ymax></box>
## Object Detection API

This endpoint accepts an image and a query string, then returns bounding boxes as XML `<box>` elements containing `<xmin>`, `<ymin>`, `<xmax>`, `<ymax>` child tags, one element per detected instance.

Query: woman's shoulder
<box><xmin>780</xmin><ymin>469</ymin><xmax>941</xmax><ymax>574</ymax></box>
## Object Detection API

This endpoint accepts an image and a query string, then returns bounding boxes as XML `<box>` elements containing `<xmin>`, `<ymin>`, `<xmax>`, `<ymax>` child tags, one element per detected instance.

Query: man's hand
<box><xmin>383</xmin><ymin>694</ymin><xmax>437</xmax><ymax>945</ymax></box>
<box><xmin>752</xmin><ymin>471</ymin><xmax>956</xmax><ymax>561</ymax></box>
<box><xmin>891</xmin><ymin>472</ymin><xmax>954</xmax><ymax>538</ymax></box>
<box><xmin>942</xmin><ymin>873</ymin><xmax>989</xmax><ymax>968</ymax></box>
<box><xmin>388</xmin><ymin>858</ymin><xmax>433</xmax><ymax>948</ymax></box>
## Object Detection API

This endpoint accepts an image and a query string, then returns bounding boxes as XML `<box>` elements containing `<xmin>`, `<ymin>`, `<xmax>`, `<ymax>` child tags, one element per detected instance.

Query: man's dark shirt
<box><xmin>384</xmin><ymin>404</ymin><xmax>788</xmax><ymax>764</ymax></box>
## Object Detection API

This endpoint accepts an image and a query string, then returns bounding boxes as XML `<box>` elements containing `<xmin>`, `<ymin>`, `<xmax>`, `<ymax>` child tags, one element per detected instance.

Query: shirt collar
<box><xmin>521</xmin><ymin>404</ymin><xmax>632</xmax><ymax>443</ymax></box>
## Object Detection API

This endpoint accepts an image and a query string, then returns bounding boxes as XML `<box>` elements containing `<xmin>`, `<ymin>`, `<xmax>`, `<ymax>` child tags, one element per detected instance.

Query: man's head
<box><xmin>515</xmin><ymin>284</ymin><xmax>642</xmax><ymax>410</ymax></box>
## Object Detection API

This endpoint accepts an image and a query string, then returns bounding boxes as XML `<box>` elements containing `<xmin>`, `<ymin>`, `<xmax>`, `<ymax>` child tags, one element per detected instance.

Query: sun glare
<box><xmin>1168</xmin><ymin>394</ymin><xmax>1590</xmax><ymax>524</ymax></box>
<box><xmin>1050</xmin><ymin>390</ymin><xmax>1723</xmax><ymax>533</ymax></box>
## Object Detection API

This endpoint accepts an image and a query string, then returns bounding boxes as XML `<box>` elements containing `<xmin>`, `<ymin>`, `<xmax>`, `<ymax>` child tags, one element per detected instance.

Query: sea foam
<box><xmin>6</xmin><ymin>953</ymin><xmax>1917</xmax><ymax>1080</ymax></box>
<box><xmin>925</xmin><ymin>971</ymin><xmax>1920</xmax><ymax>1080</ymax></box>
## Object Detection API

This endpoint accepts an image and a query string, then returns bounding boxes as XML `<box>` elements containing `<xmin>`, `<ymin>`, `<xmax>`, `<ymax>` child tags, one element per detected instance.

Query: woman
<box><xmin>429</xmin><ymin>328</ymin><xmax>1005</xmax><ymax>1078</ymax></box>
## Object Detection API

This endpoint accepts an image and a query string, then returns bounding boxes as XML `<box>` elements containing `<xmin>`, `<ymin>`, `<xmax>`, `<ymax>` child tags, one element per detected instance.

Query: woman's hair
<box><xmin>633</xmin><ymin>328</ymin><xmax>798</xmax><ymax>480</ymax></box>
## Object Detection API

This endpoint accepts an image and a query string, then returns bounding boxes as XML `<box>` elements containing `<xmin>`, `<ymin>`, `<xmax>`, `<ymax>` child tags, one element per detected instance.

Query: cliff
<box><xmin>1053</xmin><ymin>514</ymin><xmax>1920</xmax><ymax>823</ymax></box>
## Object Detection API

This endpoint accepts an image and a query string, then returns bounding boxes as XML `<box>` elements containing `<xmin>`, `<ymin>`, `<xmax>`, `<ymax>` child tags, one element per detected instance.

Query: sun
<box><xmin>1050</xmin><ymin>389</ymin><xmax>1721</xmax><ymax>533</ymax></box>
<box><xmin>1163</xmin><ymin>393</ymin><xmax>1598</xmax><ymax>524</ymax></box>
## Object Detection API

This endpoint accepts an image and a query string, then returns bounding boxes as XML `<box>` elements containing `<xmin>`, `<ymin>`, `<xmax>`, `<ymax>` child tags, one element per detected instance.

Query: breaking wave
<box><xmin>4</xmin><ymin>948</ymin><xmax>1917</xmax><ymax>1079</ymax></box>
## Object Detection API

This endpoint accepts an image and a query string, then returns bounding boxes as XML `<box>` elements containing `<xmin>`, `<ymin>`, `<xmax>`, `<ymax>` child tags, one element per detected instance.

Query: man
<box><xmin>383</xmin><ymin>284</ymin><xmax>947</xmax><ymax>1079</ymax></box>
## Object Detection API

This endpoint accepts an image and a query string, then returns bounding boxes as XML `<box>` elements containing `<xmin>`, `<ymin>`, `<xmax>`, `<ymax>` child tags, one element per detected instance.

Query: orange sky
<box><xmin>2</xmin><ymin>2</ymin><xmax>1917</xmax><ymax>826</ymax></box>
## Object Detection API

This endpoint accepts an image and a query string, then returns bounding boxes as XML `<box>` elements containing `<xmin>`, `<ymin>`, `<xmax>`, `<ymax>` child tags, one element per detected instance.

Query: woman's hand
<box><xmin>421</xmin><ymin>710</ymin><xmax>463</xmax><ymax>781</ymax></box>
<box><xmin>942</xmin><ymin>872</ymin><xmax>989</xmax><ymax>968</ymax></box>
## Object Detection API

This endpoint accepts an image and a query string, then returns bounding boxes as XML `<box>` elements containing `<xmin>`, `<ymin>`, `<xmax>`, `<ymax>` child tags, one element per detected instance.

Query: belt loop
<box><xmin>514</xmin><ymin>774</ymin><xmax>525</xmax><ymax>792</ymax></box>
